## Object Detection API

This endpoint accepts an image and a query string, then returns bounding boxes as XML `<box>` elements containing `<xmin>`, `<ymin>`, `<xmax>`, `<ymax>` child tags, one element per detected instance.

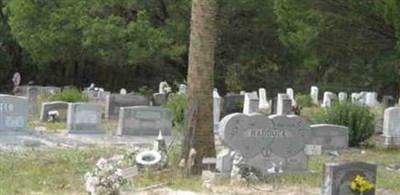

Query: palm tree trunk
<box><xmin>182</xmin><ymin>0</ymin><xmax>217</xmax><ymax>175</ymax></box>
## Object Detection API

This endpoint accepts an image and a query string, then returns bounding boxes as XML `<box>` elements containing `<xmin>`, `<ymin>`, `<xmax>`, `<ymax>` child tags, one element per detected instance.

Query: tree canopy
<box><xmin>0</xmin><ymin>0</ymin><xmax>399</xmax><ymax>98</ymax></box>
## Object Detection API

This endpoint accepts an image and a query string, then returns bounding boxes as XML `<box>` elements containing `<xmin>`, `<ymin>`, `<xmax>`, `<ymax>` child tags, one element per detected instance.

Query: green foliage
<box><xmin>47</xmin><ymin>87</ymin><xmax>88</xmax><ymax>103</ymax></box>
<box><xmin>137</xmin><ymin>85</ymin><xmax>154</xmax><ymax>98</ymax></box>
<box><xmin>318</xmin><ymin>102</ymin><xmax>375</xmax><ymax>147</ymax></box>
<box><xmin>295</xmin><ymin>93</ymin><xmax>314</xmax><ymax>107</ymax></box>
<box><xmin>164</xmin><ymin>93</ymin><xmax>186</xmax><ymax>130</ymax></box>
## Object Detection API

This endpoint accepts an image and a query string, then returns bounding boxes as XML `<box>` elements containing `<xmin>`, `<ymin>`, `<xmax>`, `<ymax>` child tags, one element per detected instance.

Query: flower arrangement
<box><xmin>84</xmin><ymin>148</ymin><xmax>139</xmax><ymax>195</ymax></box>
<box><xmin>349</xmin><ymin>175</ymin><xmax>375</xmax><ymax>195</ymax></box>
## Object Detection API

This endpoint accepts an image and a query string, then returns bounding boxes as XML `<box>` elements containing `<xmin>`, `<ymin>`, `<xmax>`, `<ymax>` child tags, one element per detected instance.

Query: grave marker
<box><xmin>67</xmin><ymin>103</ymin><xmax>101</xmax><ymax>133</ymax></box>
<box><xmin>382</xmin><ymin>107</ymin><xmax>400</xmax><ymax>146</ymax></box>
<box><xmin>40</xmin><ymin>101</ymin><xmax>69</xmax><ymax>122</ymax></box>
<box><xmin>310</xmin><ymin>124</ymin><xmax>349</xmax><ymax>151</ymax></box>
<box><xmin>0</xmin><ymin>94</ymin><xmax>28</xmax><ymax>131</ymax></box>
<box><xmin>322</xmin><ymin>162</ymin><xmax>377</xmax><ymax>195</ymax></box>
<box><xmin>117</xmin><ymin>106</ymin><xmax>172</xmax><ymax>136</ymax></box>
<box><xmin>105</xmin><ymin>94</ymin><xmax>150</xmax><ymax>120</ymax></box>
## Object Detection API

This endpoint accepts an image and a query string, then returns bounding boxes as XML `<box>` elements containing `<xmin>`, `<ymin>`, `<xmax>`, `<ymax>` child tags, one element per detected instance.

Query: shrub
<box><xmin>137</xmin><ymin>85</ymin><xmax>154</xmax><ymax>97</ymax></box>
<box><xmin>164</xmin><ymin>93</ymin><xmax>186</xmax><ymax>131</ymax></box>
<box><xmin>318</xmin><ymin>101</ymin><xmax>375</xmax><ymax>147</ymax></box>
<box><xmin>295</xmin><ymin>93</ymin><xmax>314</xmax><ymax>108</ymax></box>
<box><xmin>47</xmin><ymin>87</ymin><xmax>88</xmax><ymax>102</ymax></box>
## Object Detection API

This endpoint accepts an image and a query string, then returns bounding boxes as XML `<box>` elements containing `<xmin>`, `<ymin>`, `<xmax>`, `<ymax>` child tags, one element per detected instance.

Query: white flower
<box><xmin>115</xmin><ymin>169</ymin><xmax>123</xmax><ymax>177</ymax></box>
<box><xmin>96</xmin><ymin>158</ymin><xmax>108</xmax><ymax>170</ymax></box>
<box><xmin>85</xmin><ymin>175</ymin><xmax>99</xmax><ymax>194</ymax></box>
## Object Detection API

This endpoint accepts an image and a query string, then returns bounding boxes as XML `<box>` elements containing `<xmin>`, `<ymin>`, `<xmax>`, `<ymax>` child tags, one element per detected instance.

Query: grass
<box><xmin>1</xmin><ymin>146</ymin><xmax>399</xmax><ymax>194</ymax></box>
<box><xmin>0</xmin><ymin>147</ymin><xmax>124</xmax><ymax>195</ymax></box>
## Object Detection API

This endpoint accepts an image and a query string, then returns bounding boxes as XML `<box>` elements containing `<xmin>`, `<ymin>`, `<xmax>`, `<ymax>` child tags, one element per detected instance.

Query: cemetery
<box><xmin>1</xmin><ymin>0</ymin><xmax>400</xmax><ymax>195</ymax></box>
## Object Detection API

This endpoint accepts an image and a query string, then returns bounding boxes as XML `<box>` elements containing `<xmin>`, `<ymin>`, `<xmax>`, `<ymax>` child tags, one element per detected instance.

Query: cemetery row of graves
<box><xmin>0</xmin><ymin>82</ymin><xmax>399</xmax><ymax>194</ymax></box>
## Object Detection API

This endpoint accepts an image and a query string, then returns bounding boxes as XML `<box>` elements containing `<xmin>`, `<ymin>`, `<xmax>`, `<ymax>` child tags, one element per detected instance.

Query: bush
<box><xmin>318</xmin><ymin>101</ymin><xmax>375</xmax><ymax>147</ymax></box>
<box><xmin>47</xmin><ymin>87</ymin><xmax>89</xmax><ymax>102</ymax></box>
<box><xmin>295</xmin><ymin>93</ymin><xmax>314</xmax><ymax>108</ymax></box>
<box><xmin>137</xmin><ymin>85</ymin><xmax>154</xmax><ymax>97</ymax></box>
<box><xmin>164</xmin><ymin>93</ymin><xmax>186</xmax><ymax>131</ymax></box>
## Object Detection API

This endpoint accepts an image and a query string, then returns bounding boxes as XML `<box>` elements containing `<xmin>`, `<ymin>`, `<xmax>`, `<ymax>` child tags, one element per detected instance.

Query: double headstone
<box><xmin>382</xmin><ymin>107</ymin><xmax>400</xmax><ymax>146</ymax></box>
<box><xmin>322</xmin><ymin>162</ymin><xmax>377</xmax><ymax>195</ymax></box>
<box><xmin>67</xmin><ymin>103</ymin><xmax>101</xmax><ymax>133</ymax></box>
<box><xmin>309</xmin><ymin>124</ymin><xmax>349</xmax><ymax>151</ymax></box>
<box><xmin>0</xmin><ymin>94</ymin><xmax>28</xmax><ymax>131</ymax></box>
<box><xmin>40</xmin><ymin>101</ymin><xmax>69</xmax><ymax>122</ymax></box>
<box><xmin>105</xmin><ymin>94</ymin><xmax>150</xmax><ymax>120</ymax></box>
<box><xmin>219</xmin><ymin>113</ymin><xmax>312</xmax><ymax>176</ymax></box>
<box><xmin>117</xmin><ymin>106</ymin><xmax>172</xmax><ymax>136</ymax></box>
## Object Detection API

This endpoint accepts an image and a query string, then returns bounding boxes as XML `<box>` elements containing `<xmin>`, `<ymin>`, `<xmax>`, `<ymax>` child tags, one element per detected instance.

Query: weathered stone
<box><xmin>67</xmin><ymin>103</ymin><xmax>101</xmax><ymax>133</ymax></box>
<box><xmin>117</xmin><ymin>106</ymin><xmax>172</xmax><ymax>136</ymax></box>
<box><xmin>0</xmin><ymin>94</ymin><xmax>28</xmax><ymax>131</ymax></box>
<box><xmin>40</xmin><ymin>101</ymin><xmax>69</xmax><ymax>122</ymax></box>
<box><xmin>322</xmin><ymin>161</ymin><xmax>377</xmax><ymax>195</ymax></box>
<box><xmin>105</xmin><ymin>94</ymin><xmax>150</xmax><ymax>120</ymax></box>
<box><xmin>382</xmin><ymin>106</ymin><xmax>400</xmax><ymax>146</ymax></box>
<box><xmin>309</xmin><ymin>124</ymin><xmax>349</xmax><ymax>151</ymax></box>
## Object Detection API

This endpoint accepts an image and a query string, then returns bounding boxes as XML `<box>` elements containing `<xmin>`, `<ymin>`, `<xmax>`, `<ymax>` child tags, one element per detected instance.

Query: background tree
<box><xmin>182</xmin><ymin>0</ymin><xmax>217</xmax><ymax>175</ymax></box>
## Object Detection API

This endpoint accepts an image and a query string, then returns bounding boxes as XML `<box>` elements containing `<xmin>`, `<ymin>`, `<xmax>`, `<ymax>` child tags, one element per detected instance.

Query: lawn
<box><xmin>0</xmin><ymin>146</ymin><xmax>399</xmax><ymax>194</ymax></box>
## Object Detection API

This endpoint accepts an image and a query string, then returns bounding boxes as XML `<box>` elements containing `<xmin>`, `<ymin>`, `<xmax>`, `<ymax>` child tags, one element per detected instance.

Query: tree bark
<box><xmin>182</xmin><ymin>0</ymin><xmax>217</xmax><ymax>175</ymax></box>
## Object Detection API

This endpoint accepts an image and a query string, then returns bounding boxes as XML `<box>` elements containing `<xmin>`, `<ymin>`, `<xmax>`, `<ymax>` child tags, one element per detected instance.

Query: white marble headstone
<box><xmin>338</xmin><ymin>92</ymin><xmax>347</xmax><ymax>103</ymax></box>
<box><xmin>258</xmin><ymin>88</ymin><xmax>270</xmax><ymax>110</ymax></box>
<box><xmin>213</xmin><ymin>88</ymin><xmax>221</xmax><ymax>132</ymax></box>
<box><xmin>310</xmin><ymin>86</ymin><xmax>319</xmax><ymax>104</ymax></box>
<box><xmin>243</xmin><ymin>92</ymin><xmax>259</xmax><ymax>114</ymax></box>
<box><xmin>382</xmin><ymin>107</ymin><xmax>400</xmax><ymax>146</ymax></box>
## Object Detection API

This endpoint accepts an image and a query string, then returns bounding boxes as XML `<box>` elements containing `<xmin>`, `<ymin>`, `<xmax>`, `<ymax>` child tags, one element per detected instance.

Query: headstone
<box><xmin>178</xmin><ymin>84</ymin><xmax>187</xmax><ymax>95</ymax></box>
<box><xmin>365</xmin><ymin>92</ymin><xmax>378</xmax><ymax>107</ymax></box>
<box><xmin>381</xmin><ymin>95</ymin><xmax>395</xmax><ymax>108</ymax></box>
<box><xmin>309</xmin><ymin>124</ymin><xmax>349</xmax><ymax>151</ymax></box>
<box><xmin>158</xmin><ymin>81</ymin><xmax>171</xmax><ymax>94</ymax></box>
<box><xmin>219</xmin><ymin>113</ymin><xmax>312</xmax><ymax>175</ymax></box>
<box><xmin>213</xmin><ymin>89</ymin><xmax>221</xmax><ymax>132</ymax></box>
<box><xmin>27</xmin><ymin>86</ymin><xmax>40</xmax><ymax>118</ymax></box>
<box><xmin>222</xmin><ymin>94</ymin><xmax>244</xmax><ymax>116</ymax></box>
<box><xmin>0</xmin><ymin>94</ymin><xmax>28</xmax><ymax>131</ymax></box>
<box><xmin>243</xmin><ymin>92</ymin><xmax>259</xmax><ymax>114</ymax></box>
<box><xmin>322</xmin><ymin>92</ymin><xmax>334</xmax><ymax>108</ymax></box>
<box><xmin>67</xmin><ymin>103</ymin><xmax>101</xmax><ymax>133</ymax></box>
<box><xmin>120</xmin><ymin>88</ymin><xmax>127</xmax><ymax>95</ymax></box>
<box><xmin>117</xmin><ymin>106</ymin><xmax>172</xmax><ymax>136</ymax></box>
<box><xmin>40</xmin><ymin>101</ymin><xmax>69</xmax><ymax>122</ymax></box>
<box><xmin>258</xmin><ymin>88</ymin><xmax>270</xmax><ymax>110</ymax></box>
<box><xmin>277</xmin><ymin>93</ymin><xmax>292</xmax><ymax>115</ymax></box>
<box><xmin>310</xmin><ymin>86</ymin><xmax>319</xmax><ymax>104</ymax></box>
<box><xmin>216</xmin><ymin>149</ymin><xmax>233</xmax><ymax>174</ymax></box>
<box><xmin>105</xmin><ymin>94</ymin><xmax>150</xmax><ymax>120</ymax></box>
<box><xmin>382</xmin><ymin>107</ymin><xmax>400</xmax><ymax>146</ymax></box>
<box><xmin>152</xmin><ymin>93</ymin><xmax>167</xmax><ymax>106</ymax></box>
<box><xmin>286</xmin><ymin>88</ymin><xmax>297</xmax><ymax>106</ymax></box>
<box><xmin>338</xmin><ymin>92</ymin><xmax>347</xmax><ymax>103</ymax></box>
<box><xmin>322</xmin><ymin>162</ymin><xmax>377</xmax><ymax>195</ymax></box>
<box><xmin>271</xmin><ymin>97</ymin><xmax>277</xmax><ymax>114</ymax></box>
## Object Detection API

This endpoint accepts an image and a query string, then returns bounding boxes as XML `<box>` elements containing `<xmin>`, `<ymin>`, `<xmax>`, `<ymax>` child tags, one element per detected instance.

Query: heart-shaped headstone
<box><xmin>219</xmin><ymin>113</ymin><xmax>275</xmax><ymax>158</ymax></box>
<box><xmin>269</xmin><ymin>115</ymin><xmax>311</xmax><ymax>158</ymax></box>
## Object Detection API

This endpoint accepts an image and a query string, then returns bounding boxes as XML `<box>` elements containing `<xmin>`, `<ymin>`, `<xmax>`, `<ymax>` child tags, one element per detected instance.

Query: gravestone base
<box><xmin>67</xmin><ymin>130</ymin><xmax>103</xmax><ymax>134</ymax></box>
<box><xmin>381</xmin><ymin>136</ymin><xmax>400</xmax><ymax>147</ymax></box>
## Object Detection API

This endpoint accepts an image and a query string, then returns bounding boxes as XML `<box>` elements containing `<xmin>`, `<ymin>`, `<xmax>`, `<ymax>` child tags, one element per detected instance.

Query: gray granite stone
<box><xmin>27</xmin><ymin>86</ymin><xmax>40</xmax><ymax>118</ymax></box>
<box><xmin>243</xmin><ymin>92</ymin><xmax>259</xmax><ymax>114</ymax></box>
<box><xmin>117</xmin><ymin>106</ymin><xmax>172</xmax><ymax>136</ymax></box>
<box><xmin>277</xmin><ymin>93</ymin><xmax>292</xmax><ymax>115</ymax></box>
<box><xmin>0</xmin><ymin>94</ymin><xmax>28</xmax><ymax>131</ymax></box>
<box><xmin>309</xmin><ymin>124</ymin><xmax>349</xmax><ymax>151</ymax></box>
<box><xmin>67</xmin><ymin>103</ymin><xmax>101</xmax><ymax>132</ymax></box>
<box><xmin>40</xmin><ymin>101</ymin><xmax>69</xmax><ymax>122</ymax></box>
<box><xmin>105</xmin><ymin>94</ymin><xmax>150</xmax><ymax>120</ymax></box>
<box><xmin>322</xmin><ymin>161</ymin><xmax>377</xmax><ymax>195</ymax></box>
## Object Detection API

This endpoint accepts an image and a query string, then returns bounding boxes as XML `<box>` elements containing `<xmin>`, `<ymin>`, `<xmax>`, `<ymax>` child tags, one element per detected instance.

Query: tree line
<box><xmin>1</xmin><ymin>0</ymin><xmax>399</xmax><ymax>98</ymax></box>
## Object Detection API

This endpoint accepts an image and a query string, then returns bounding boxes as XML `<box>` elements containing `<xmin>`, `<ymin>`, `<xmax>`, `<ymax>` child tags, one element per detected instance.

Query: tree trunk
<box><xmin>182</xmin><ymin>0</ymin><xmax>217</xmax><ymax>175</ymax></box>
